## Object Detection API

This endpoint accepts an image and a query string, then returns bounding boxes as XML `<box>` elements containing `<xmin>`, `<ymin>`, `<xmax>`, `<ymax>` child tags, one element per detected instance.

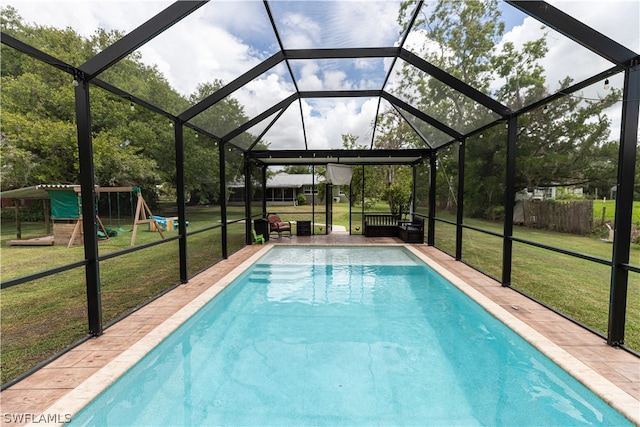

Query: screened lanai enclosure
<box><xmin>0</xmin><ymin>1</ymin><xmax>638</xmax><ymax>387</ymax></box>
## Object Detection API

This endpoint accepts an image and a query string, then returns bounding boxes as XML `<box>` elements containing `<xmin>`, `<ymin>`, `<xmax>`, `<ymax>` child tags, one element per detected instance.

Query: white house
<box><xmin>228</xmin><ymin>173</ymin><xmax>327</xmax><ymax>206</ymax></box>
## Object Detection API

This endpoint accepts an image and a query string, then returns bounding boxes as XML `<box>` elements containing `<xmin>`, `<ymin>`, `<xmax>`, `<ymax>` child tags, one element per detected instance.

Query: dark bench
<box><xmin>364</xmin><ymin>214</ymin><xmax>399</xmax><ymax>237</ymax></box>
<box><xmin>363</xmin><ymin>214</ymin><xmax>424</xmax><ymax>243</ymax></box>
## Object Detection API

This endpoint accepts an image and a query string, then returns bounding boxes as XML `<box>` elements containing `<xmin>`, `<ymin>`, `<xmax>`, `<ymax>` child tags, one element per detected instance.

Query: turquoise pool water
<box><xmin>70</xmin><ymin>246</ymin><xmax>632</xmax><ymax>426</ymax></box>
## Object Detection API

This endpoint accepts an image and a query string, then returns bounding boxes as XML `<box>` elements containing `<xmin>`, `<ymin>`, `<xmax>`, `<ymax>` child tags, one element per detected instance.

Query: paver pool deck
<box><xmin>1</xmin><ymin>233</ymin><xmax>638</xmax><ymax>426</ymax></box>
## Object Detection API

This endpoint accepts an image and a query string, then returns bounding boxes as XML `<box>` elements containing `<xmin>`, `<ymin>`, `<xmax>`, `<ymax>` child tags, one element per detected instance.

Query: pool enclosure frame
<box><xmin>1</xmin><ymin>0</ymin><xmax>639</xmax><ymax>386</ymax></box>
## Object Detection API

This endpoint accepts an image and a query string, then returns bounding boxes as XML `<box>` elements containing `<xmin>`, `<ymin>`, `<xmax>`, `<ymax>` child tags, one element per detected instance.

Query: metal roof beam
<box><xmin>382</xmin><ymin>92</ymin><xmax>463</xmax><ymax>140</ymax></box>
<box><xmin>248</xmin><ymin>105</ymin><xmax>288</xmax><ymax>151</ymax></box>
<box><xmin>513</xmin><ymin>66</ymin><xmax>622</xmax><ymax>117</ymax></box>
<box><xmin>222</xmin><ymin>94</ymin><xmax>298</xmax><ymax>141</ymax></box>
<box><xmin>399</xmin><ymin>49</ymin><xmax>511</xmax><ymax>116</ymax></box>
<box><xmin>1</xmin><ymin>32</ymin><xmax>219</xmax><ymax>143</ymax></box>
<box><xmin>250</xmin><ymin>148</ymin><xmax>430</xmax><ymax>159</ymax></box>
<box><xmin>180</xmin><ymin>51</ymin><xmax>285</xmax><ymax>121</ymax></box>
<box><xmin>1</xmin><ymin>32</ymin><xmax>75</xmax><ymax>75</ymax></box>
<box><xmin>507</xmin><ymin>1</ymin><xmax>639</xmax><ymax>67</ymax></box>
<box><xmin>283</xmin><ymin>47</ymin><xmax>400</xmax><ymax>60</ymax></box>
<box><xmin>79</xmin><ymin>1</ymin><xmax>207</xmax><ymax>79</ymax></box>
<box><xmin>391</xmin><ymin>104</ymin><xmax>434</xmax><ymax>149</ymax></box>
<box><xmin>299</xmin><ymin>90</ymin><xmax>382</xmax><ymax>99</ymax></box>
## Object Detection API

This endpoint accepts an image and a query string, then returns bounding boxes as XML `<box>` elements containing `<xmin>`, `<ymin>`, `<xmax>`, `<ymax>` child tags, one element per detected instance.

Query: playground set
<box><xmin>2</xmin><ymin>185</ymin><xmax>182</xmax><ymax>248</ymax></box>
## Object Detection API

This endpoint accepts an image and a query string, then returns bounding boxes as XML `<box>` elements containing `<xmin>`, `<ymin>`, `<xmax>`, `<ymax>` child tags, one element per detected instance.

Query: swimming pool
<box><xmin>67</xmin><ymin>246</ymin><xmax>632</xmax><ymax>426</ymax></box>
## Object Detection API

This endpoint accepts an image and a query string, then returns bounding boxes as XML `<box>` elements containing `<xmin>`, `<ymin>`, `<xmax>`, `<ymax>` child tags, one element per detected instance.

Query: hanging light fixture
<box><xmin>130</xmin><ymin>101</ymin><xmax>135</xmax><ymax>111</ymax></box>
<box><xmin>604</xmin><ymin>79</ymin><xmax>610</xmax><ymax>90</ymax></box>
<box><xmin>542</xmin><ymin>105</ymin><xmax>549</xmax><ymax>114</ymax></box>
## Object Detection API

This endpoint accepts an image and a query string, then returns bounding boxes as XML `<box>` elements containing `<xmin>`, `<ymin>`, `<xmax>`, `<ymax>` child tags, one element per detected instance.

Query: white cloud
<box><xmin>4</xmin><ymin>0</ymin><xmax>636</xmax><ymax>149</ymax></box>
<box><xmin>323</xmin><ymin>70</ymin><xmax>349</xmax><ymax>90</ymax></box>
<box><xmin>497</xmin><ymin>4</ymin><xmax>637</xmax><ymax>142</ymax></box>
<box><xmin>548</xmin><ymin>0</ymin><xmax>639</xmax><ymax>53</ymax></box>
<box><xmin>298</xmin><ymin>98</ymin><xmax>378</xmax><ymax>150</ymax></box>
<box><xmin>139</xmin><ymin>19</ymin><xmax>259</xmax><ymax>96</ymax></box>
<box><xmin>280</xmin><ymin>12</ymin><xmax>322</xmax><ymax>48</ymax></box>
<box><xmin>328</xmin><ymin>1</ymin><xmax>403</xmax><ymax>48</ymax></box>
<box><xmin>499</xmin><ymin>17</ymin><xmax>614</xmax><ymax>93</ymax></box>
<box><xmin>235</xmin><ymin>73</ymin><xmax>295</xmax><ymax>118</ymax></box>
<box><xmin>5</xmin><ymin>1</ymin><xmax>171</xmax><ymax>39</ymax></box>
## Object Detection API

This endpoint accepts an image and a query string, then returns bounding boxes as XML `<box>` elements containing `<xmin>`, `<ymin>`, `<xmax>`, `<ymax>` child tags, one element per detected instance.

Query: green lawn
<box><xmin>1</xmin><ymin>202</ymin><xmax>639</xmax><ymax>385</ymax></box>
<box><xmin>593</xmin><ymin>199</ymin><xmax>640</xmax><ymax>224</ymax></box>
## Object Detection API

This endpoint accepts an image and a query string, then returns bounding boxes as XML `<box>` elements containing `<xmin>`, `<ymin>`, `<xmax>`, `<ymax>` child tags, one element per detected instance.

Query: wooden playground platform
<box><xmin>6</xmin><ymin>235</ymin><xmax>54</xmax><ymax>246</ymax></box>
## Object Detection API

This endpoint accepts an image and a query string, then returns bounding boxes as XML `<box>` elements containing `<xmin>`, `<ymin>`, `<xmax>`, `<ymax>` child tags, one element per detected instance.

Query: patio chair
<box><xmin>267</xmin><ymin>214</ymin><xmax>292</xmax><ymax>237</ymax></box>
<box><xmin>252</xmin><ymin>229</ymin><xmax>265</xmax><ymax>244</ymax></box>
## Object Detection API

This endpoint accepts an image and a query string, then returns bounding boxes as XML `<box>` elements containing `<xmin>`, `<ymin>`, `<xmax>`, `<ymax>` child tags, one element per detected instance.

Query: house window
<box><xmin>283</xmin><ymin>188</ymin><xmax>294</xmax><ymax>201</ymax></box>
<box><xmin>303</xmin><ymin>185</ymin><xmax>318</xmax><ymax>195</ymax></box>
<box><xmin>228</xmin><ymin>188</ymin><xmax>245</xmax><ymax>202</ymax></box>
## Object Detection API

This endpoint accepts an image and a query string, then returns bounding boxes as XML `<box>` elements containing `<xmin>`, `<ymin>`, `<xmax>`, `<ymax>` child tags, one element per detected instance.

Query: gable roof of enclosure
<box><xmin>2</xmin><ymin>1</ymin><xmax>638</xmax><ymax>167</ymax></box>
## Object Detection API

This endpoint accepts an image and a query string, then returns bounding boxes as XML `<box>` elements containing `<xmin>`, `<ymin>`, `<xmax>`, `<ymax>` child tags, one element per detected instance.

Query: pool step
<box><xmin>249</xmin><ymin>265</ymin><xmax>313</xmax><ymax>283</ymax></box>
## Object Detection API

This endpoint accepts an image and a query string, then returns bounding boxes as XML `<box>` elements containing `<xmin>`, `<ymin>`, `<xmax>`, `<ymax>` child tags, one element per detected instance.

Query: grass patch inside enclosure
<box><xmin>1</xmin><ymin>268</ymin><xmax>87</xmax><ymax>384</ymax></box>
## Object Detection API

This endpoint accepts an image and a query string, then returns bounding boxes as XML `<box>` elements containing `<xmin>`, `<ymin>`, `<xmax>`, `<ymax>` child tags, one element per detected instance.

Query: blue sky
<box><xmin>3</xmin><ymin>1</ymin><xmax>638</xmax><ymax>150</ymax></box>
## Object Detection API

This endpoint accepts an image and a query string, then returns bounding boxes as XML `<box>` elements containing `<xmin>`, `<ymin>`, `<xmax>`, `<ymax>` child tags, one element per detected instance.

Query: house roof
<box><xmin>228</xmin><ymin>173</ymin><xmax>324</xmax><ymax>188</ymax></box>
<box><xmin>0</xmin><ymin>185</ymin><xmax>134</xmax><ymax>200</ymax></box>
<box><xmin>268</xmin><ymin>173</ymin><xmax>324</xmax><ymax>188</ymax></box>
<box><xmin>0</xmin><ymin>185</ymin><xmax>81</xmax><ymax>200</ymax></box>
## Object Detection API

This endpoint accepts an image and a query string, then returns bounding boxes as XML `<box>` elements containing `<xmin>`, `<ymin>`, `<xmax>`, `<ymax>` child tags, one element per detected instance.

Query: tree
<box><xmin>339</xmin><ymin>134</ymin><xmax>367</xmax><ymax>206</ymax></box>
<box><xmin>395</xmin><ymin>0</ymin><xmax>620</xmax><ymax>219</ymax></box>
<box><xmin>368</xmin><ymin>118</ymin><xmax>413</xmax><ymax>213</ymax></box>
<box><xmin>0</xmin><ymin>8</ymin><xmax>165</xmax><ymax>193</ymax></box>
<box><xmin>283</xmin><ymin>165</ymin><xmax>312</xmax><ymax>174</ymax></box>
<box><xmin>0</xmin><ymin>8</ymin><xmax>261</xmax><ymax>208</ymax></box>
<box><xmin>185</xmin><ymin>81</ymin><xmax>256</xmax><ymax>205</ymax></box>
<box><xmin>0</xmin><ymin>136</ymin><xmax>38</xmax><ymax>190</ymax></box>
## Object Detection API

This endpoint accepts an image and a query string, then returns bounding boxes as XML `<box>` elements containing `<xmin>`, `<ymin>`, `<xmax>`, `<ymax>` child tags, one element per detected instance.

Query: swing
<box><xmin>116</xmin><ymin>191</ymin><xmax>129</xmax><ymax>233</ymax></box>
<box><xmin>95</xmin><ymin>193</ymin><xmax>111</xmax><ymax>239</ymax></box>
<box><xmin>101</xmin><ymin>193</ymin><xmax>117</xmax><ymax>238</ymax></box>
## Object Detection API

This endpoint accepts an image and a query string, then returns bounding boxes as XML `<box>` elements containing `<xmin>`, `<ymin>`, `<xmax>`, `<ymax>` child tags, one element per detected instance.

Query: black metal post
<box><xmin>361</xmin><ymin>165</ymin><xmax>365</xmax><ymax>234</ymax></box>
<box><xmin>348</xmin><ymin>180</ymin><xmax>352</xmax><ymax>235</ymax></box>
<box><xmin>261</xmin><ymin>165</ymin><xmax>267</xmax><ymax>217</ymax></box>
<box><xmin>427</xmin><ymin>153</ymin><xmax>437</xmax><ymax>246</ymax></box>
<box><xmin>608</xmin><ymin>63</ymin><xmax>640</xmax><ymax>346</ymax></box>
<box><xmin>174</xmin><ymin>121</ymin><xmax>188</xmax><ymax>283</ymax></box>
<box><xmin>244</xmin><ymin>154</ymin><xmax>252</xmax><ymax>245</ymax></box>
<box><xmin>411</xmin><ymin>164</ymin><xmax>417</xmax><ymax>219</ymax></box>
<box><xmin>456</xmin><ymin>140</ymin><xmax>465</xmax><ymax>261</ymax></box>
<box><xmin>312</xmin><ymin>165</ymin><xmax>316</xmax><ymax>234</ymax></box>
<box><xmin>325</xmin><ymin>184</ymin><xmax>332</xmax><ymax>234</ymax></box>
<box><xmin>14</xmin><ymin>200</ymin><xmax>21</xmax><ymax>240</ymax></box>
<box><xmin>502</xmin><ymin>116</ymin><xmax>518</xmax><ymax>287</ymax></box>
<box><xmin>219</xmin><ymin>143</ymin><xmax>228</xmax><ymax>259</ymax></box>
<box><xmin>74</xmin><ymin>75</ymin><xmax>102</xmax><ymax>336</ymax></box>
